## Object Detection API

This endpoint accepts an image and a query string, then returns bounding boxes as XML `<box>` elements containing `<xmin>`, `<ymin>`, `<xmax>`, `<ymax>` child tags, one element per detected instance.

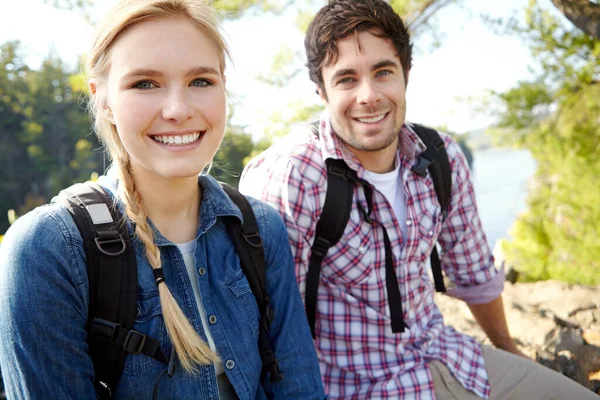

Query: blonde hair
<box><xmin>87</xmin><ymin>0</ymin><xmax>230</xmax><ymax>372</ymax></box>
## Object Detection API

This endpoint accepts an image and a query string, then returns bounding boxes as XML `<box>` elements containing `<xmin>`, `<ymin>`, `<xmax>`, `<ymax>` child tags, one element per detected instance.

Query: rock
<box><xmin>435</xmin><ymin>280</ymin><xmax>600</xmax><ymax>392</ymax></box>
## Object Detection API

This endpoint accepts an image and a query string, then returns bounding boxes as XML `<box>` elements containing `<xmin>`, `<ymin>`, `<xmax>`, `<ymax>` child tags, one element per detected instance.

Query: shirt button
<box><xmin>406</xmin><ymin>219</ymin><xmax>413</xmax><ymax>226</ymax></box>
<box><xmin>136</xmin><ymin>308</ymin><xmax>141</xmax><ymax>317</ymax></box>
<box><xmin>225</xmin><ymin>360</ymin><xmax>235</xmax><ymax>370</ymax></box>
<box><xmin>358</xmin><ymin>246</ymin><xmax>365</xmax><ymax>253</ymax></box>
<box><xmin>209</xmin><ymin>315</ymin><xmax>217</xmax><ymax>324</ymax></box>
<box><xmin>428</xmin><ymin>231</ymin><xmax>434</xmax><ymax>237</ymax></box>
<box><xmin>198</xmin><ymin>267</ymin><xmax>206</xmax><ymax>276</ymax></box>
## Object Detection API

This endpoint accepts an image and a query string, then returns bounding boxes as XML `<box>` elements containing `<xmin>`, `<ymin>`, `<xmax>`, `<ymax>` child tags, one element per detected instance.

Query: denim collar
<box><xmin>97</xmin><ymin>167</ymin><xmax>242</xmax><ymax>246</ymax></box>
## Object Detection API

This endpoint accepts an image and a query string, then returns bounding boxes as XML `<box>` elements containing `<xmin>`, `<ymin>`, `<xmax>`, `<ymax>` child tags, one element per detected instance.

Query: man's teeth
<box><xmin>357</xmin><ymin>114</ymin><xmax>386</xmax><ymax>123</ymax></box>
<box><xmin>153</xmin><ymin>132</ymin><xmax>201</xmax><ymax>145</ymax></box>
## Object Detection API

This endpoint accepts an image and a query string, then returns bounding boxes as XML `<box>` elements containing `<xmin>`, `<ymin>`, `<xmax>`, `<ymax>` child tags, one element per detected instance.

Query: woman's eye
<box><xmin>132</xmin><ymin>80</ymin><xmax>156</xmax><ymax>89</ymax></box>
<box><xmin>191</xmin><ymin>78</ymin><xmax>212</xmax><ymax>87</ymax></box>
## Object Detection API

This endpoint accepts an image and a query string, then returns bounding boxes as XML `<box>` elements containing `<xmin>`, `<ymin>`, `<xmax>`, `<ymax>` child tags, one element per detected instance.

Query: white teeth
<box><xmin>152</xmin><ymin>132</ymin><xmax>202</xmax><ymax>146</ymax></box>
<box><xmin>357</xmin><ymin>114</ymin><xmax>386</xmax><ymax>123</ymax></box>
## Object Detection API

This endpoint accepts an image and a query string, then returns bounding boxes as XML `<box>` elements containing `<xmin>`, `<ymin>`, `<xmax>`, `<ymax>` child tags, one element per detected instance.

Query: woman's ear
<box><xmin>89</xmin><ymin>80</ymin><xmax>115</xmax><ymax>123</ymax></box>
<box><xmin>89</xmin><ymin>79</ymin><xmax>98</xmax><ymax>95</ymax></box>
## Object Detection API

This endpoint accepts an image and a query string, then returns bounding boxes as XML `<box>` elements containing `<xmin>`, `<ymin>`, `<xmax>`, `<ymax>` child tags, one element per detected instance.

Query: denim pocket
<box><xmin>122</xmin><ymin>293</ymin><xmax>167</xmax><ymax>375</ymax></box>
<box><xmin>225</xmin><ymin>269</ymin><xmax>260</xmax><ymax>338</ymax></box>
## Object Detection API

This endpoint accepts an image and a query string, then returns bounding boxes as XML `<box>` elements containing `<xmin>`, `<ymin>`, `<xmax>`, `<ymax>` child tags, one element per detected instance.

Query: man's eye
<box><xmin>376</xmin><ymin>70</ymin><xmax>392</xmax><ymax>77</ymax></box>
<box><xmin>191</xmin><ymin>78</ymin><xmax>212</xmax><ymax>87</ymax></box>
<box><xmin>338</xmin><ymin>77</ymin><xmax>354</xmax><ymax>85</ymax></box>
<box><xmin>132</xmin><ymin>80</ymin><xmax>156</xmax><ymax>89</ymax></box>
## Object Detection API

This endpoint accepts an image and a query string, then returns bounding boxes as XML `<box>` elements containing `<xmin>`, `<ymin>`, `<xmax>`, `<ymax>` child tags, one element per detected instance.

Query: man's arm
<box><xmin>435</xmin><ymin>134</ymin><xmax>524</xmax><ymax>354</ymax></box>
<box><xmin>467</xmin><ymin>295</ymin><xmax>526</xmax><ymax>357</ymax></box>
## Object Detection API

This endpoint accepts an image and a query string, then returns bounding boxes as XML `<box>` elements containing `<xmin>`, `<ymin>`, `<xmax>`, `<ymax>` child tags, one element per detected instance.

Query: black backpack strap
<box><xmin>221</xmin><ymin>184</ymin><xmax>284</xmax><ymax>383</ymax></box>
<box><xmin>54</xmin><ymin>182</ymin><xmax>167</xmax><ymax>398</ymax></box>
<box><xmin>306</xmin><ymin>121</ymin><xmax>406</xmax><ymax>337</ymax></box>
<box><xmin>410</xmin><ymin>124</ymin><xmax>452</xmax><ymax>292</ymax></box>
<box><xmin>305</xmin><ymin>158</ymin><xmax>355</xmax><ymax>339</ymax></box>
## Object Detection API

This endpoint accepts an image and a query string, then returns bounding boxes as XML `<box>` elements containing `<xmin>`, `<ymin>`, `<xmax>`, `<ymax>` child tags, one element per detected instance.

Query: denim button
<box><xmin>209</xmin><ymin>315</ymin><xmax>217</xmax><ymax>324</ymax></box>
<box><xmin>225</xmin><ymin>360</ymin><xmax>235</xmax><ymax>370</ymax></box>
<box><xmin>199</xmin><ymin>267</ymin><xmax>206</xmax><ymax>276</ymax></box>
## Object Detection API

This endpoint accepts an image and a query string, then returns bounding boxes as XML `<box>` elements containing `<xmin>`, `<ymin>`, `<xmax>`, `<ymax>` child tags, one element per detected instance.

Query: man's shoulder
<box><xmin>243</xmin><ymin>124</ymin><xmax>326</xmax><ymax>186</ymax></box>
<box><xmin>411</xmin><ymin>125</ymin><xmax>469</xmax><ymax>172</ymax></box>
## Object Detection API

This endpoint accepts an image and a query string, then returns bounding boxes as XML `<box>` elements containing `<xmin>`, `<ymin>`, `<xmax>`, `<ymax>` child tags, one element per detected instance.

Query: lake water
<box><xmin>471</xmin><ymin>149</ymin><xmax>537</xmax><ymax>252</ymax></box>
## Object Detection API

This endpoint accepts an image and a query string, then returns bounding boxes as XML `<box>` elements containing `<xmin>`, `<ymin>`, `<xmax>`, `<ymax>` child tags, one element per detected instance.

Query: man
<box><xmin>240</xmin><ymin>0</ymin><xmax>598</xmax><ymax>398</ymax></box>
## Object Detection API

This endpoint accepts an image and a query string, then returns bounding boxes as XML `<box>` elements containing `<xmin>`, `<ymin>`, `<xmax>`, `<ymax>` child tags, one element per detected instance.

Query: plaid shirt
<box><xmin>240</xmin><ymin>111</ymin><xmax>501</xmax><ymax>399</ymax></box>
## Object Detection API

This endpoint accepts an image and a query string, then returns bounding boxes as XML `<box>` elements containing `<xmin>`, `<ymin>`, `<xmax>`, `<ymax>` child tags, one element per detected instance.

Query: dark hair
<box><xmin>304</xmin><ymin>0</ymin><xmax>413</xmax><ymax>91</ymax></box>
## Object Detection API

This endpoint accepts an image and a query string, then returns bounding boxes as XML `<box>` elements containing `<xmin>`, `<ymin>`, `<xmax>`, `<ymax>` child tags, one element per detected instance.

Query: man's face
<box><xmin>319</xmin><ymin>30</ymin><xmax>408</xmax><ymax>169</ymax></box>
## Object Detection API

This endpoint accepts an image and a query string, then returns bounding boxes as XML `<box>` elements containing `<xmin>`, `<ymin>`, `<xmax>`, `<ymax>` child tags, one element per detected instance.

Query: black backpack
<box><xmin>305</xmin><ymin>123</ymin><xmax>451</xmax><ymax>338</ymax></box>
<box><xmin>53</xmin><ymin>181</ymin><xmax>283</xmax><ymax>398</ymax></box>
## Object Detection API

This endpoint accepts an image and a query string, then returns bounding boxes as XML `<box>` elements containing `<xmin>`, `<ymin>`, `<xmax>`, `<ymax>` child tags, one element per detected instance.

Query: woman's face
<box><xmin>102</xmin><ymin>15</ymin><xmax>226</xmax><ymax>181</ymax></box>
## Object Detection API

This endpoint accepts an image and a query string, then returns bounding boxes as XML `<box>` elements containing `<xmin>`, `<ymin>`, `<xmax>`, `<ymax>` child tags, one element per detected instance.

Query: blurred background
<box><xmin>0</xmin><ymin>0</ymin><xmax>598</xmax><ymax>285</ymax></box>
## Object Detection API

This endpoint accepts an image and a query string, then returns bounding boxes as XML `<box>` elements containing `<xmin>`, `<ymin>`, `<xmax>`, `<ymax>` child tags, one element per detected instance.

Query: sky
<box><xmin>0</xmin><ymin>0</ymin><xmax>552</xmax><ymax>137</ymax></box>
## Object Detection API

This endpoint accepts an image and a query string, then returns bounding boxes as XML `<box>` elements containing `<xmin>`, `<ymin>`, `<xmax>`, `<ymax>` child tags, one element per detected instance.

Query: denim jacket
<box><xmin>0</xmin><ymin>173</ymin><xmax>324</xmax><ymax>400</ymax></box>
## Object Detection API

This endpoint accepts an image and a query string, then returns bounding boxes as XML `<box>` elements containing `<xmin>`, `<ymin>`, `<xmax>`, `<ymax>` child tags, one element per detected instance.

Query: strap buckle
<box><xmin>411</xmin><ymin>156</ymin><xmax>432</xmax><ymax>178</ymax></box>
<box><xmin>123</xmin><ymin>330</ymin><xmax>147</xmax><ymax>355</ymax></box>
<box><xmin>91</xmin><ymin>318</ymin><xmax>120</xmax><ymax>343</ymax></box>
<box><xmin>242</xmin><ymin>230</ymin><xmax>263</xmax><ymax>248</ymax></box>
<box><xmin>311</xmin><ymin>237</ymin><xmax>331</xmax><ymax>258</ymax></box>
<box><xmin>94</xmin><ymin>235</ymin><xmax>127</xmax><ymax>257</ymax></box>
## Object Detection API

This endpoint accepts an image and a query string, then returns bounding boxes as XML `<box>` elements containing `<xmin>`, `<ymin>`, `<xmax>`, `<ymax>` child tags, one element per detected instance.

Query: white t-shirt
<box><xmin>176</xmin><ymin>240</ymin><xmax>224</xmax><ymax>375</ymax></box>
<box><xmin>363</xmin><ymin>156</ymin><xmax>407</xmax><ymax>241</ymax></box>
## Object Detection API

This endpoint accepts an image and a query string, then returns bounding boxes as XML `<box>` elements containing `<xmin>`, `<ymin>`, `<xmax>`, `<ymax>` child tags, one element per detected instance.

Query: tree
<box><xmin>492</xmin><ymin>1</ymin><xmax>600</xmax><ymax>285</ymax></box>
<box><xmin>550</xmin><ymin>0</ymin><xmax>600</xmax><ymax>39</ymax></box>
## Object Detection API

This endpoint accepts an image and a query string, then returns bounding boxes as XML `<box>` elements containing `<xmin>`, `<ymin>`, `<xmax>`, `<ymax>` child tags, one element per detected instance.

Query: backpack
<box><xmin>53</xmin><ymin>181</ymin><xmax>283</xmax><ymax>398</ymax></box>
<box><xmin>305</xmin><ymin>122</ymin><xmax>451</xmax><ymax>338</ymax></box>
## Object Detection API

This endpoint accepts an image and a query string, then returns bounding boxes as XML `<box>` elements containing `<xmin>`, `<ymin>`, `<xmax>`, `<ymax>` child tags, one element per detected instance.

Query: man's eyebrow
<box><xmin>121</xmin><ymin>66</ymin><xmax>220</xmax><ymax>80</ymax></box>
<box><xmin>330</xmin><ymin>68</ymin><xmax>356</xmax><ymax>84</ymax></box>
<box><xmin>371</xmin><ymin>59</ymin><xmax>399</xmax><ymax>71</ymax></box>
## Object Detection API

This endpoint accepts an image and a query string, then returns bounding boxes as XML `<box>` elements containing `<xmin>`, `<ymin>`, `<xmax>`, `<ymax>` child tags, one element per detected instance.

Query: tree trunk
<box><xmin>551</xmin><ymin>0</ymin><xmax>600</xmax><ymax>39</ymax></box>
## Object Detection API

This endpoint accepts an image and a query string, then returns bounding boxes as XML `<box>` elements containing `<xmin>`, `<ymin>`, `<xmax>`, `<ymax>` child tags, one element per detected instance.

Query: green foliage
<box><xmin>211</xmin><ymin>124</ymin><xmax>256</xmax><ymax>187</ymax></box>
<box><xmin>0</xmin><ymin>41</ymin><xmax>102</xmax><ymax>234</ymax></box>
<box><xmin>494</xmin><ymin>1</ymin><xmax>600</xmax><ymax>285</ymax></box>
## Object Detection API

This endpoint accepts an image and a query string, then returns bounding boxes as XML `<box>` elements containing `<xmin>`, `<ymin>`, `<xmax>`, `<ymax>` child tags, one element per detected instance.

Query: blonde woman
<box><xmin>0</xmin><ymin>0</ymin><xmax>324</xmax><ymax>399</ymax></box>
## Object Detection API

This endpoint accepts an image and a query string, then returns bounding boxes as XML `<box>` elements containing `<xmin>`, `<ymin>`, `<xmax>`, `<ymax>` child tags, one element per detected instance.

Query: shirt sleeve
<box><xmin>240</xmin><ymin>153</ymin><xmax>321</xmax><ymax>298</ymax></box>
<box><xmin>436</xmin><ymin>135</ymin><xmax>505</xmax><ymax>304</ymax></box>
<box><xmin>252</xmin><ymin>201</ymin><xmax>325</xmax><ymax>399</ymax></box>
<box><xmin>0</xmin><ymin>207</ymin><xmax>97</xmax><ymax>399</ymax></box>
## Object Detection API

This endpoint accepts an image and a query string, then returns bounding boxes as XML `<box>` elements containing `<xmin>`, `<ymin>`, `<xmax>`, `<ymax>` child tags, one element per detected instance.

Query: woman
<box><xmin>0</xmin><ymin>0</ymin><xmax>324</xmax><ymax>398</ymax></box>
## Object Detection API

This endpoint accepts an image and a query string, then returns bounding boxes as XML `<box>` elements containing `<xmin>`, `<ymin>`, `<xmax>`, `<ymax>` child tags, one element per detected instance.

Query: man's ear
<box><xmin>317</xmin><ymin>86</ymin><xmax>328</xmax><ymax>103</ymax></box>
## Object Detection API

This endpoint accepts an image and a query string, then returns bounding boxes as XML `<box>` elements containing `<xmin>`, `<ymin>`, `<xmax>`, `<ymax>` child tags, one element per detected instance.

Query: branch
<box><xmin>550</xmin><ymin>0</ymin><xmax>600</xmax><ymax>39</ymax></box>
<box><xmin>406</xmin><ymin>0</ymin><xmax>455</xmax><ymax>34</ymax></box>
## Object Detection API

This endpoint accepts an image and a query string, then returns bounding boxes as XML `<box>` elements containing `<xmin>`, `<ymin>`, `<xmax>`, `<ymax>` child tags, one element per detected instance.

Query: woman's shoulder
<box><xmin>242</xmin><ymin>195</ymin><xmax>289</xmax><ymax>253</ymax></box>
<box><xmin>0</xmin><ymin>201</ymin><xmax>86</xmax><ymax>286</ymax></box>
<box><xmin>3</xmin><ymin>202</ymin><xmax>81</xmax><ymax>248</ymax></box>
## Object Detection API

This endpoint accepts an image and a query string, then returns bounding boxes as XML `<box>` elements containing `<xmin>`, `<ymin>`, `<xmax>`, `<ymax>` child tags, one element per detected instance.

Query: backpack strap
<box><xmin>221</xmin><ymin>184</ymin><xmax>284</xmax><ymax>383</ymax></box>
<box><xmin>410</xmin><ymin>124</ymin><xmax>452</xmax><ymax>292</ymax></box>
<box><xmin>54</xmin><ymin>182</ymin><xmax>167</xmax><ymax>398</ymax></box>
<box><xmin>305</xmin><ymin>122</ymin><xmax>406</xmax><ymax>338</ymax></box>
<box><xmin>305</xmin><ymin>122</ymin><xmax>353</xmax><ymax>338</ymax></box>
<box><xmin>305</xmin><ymin>158</ymin><xmax>355</xmax><ymax>338</ymax></box>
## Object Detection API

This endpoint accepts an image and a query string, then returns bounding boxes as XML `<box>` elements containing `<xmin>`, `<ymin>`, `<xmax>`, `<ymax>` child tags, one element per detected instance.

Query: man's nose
<box><xmin>356</xmin><ymin>79</ymin><xmax>382</xmax><ymax>105</ymax></box>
